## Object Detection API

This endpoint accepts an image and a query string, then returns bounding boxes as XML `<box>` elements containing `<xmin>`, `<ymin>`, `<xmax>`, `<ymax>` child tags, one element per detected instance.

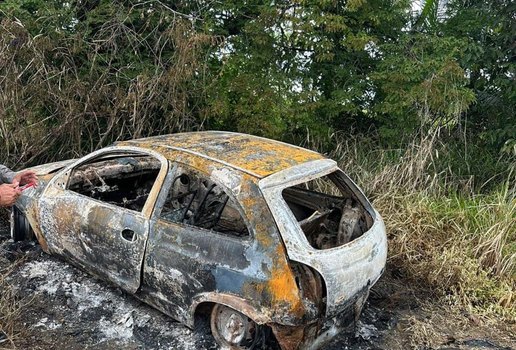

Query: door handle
<box><xmin>121</xmin><ymin>229</ymin><xmax>137</xmax><ymax>242</ymax></box>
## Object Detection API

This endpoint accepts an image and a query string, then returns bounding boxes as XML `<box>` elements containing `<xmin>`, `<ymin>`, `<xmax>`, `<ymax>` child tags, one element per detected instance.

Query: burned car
<box><xmin>12</xmin><ymin>131</ymin><xmax>387</xmax><ymax>349</ymax></box>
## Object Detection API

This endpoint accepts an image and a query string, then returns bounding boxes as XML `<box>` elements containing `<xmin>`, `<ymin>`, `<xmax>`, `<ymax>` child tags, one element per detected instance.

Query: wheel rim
<box><xmin>210</xmin><ymin>304</ymin><xmax>260</xmax><ymax>349</ymax></box>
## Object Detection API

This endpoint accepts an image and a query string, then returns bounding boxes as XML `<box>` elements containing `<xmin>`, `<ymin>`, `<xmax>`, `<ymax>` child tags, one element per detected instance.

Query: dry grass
<box><xmin>382</xmin><ymin>300</ymin><xmax>516</xmax><ymax>349</ymax></box>
<box><xmin>0</xmin><ymin>256</ymin><xmax>28</xmax><ymax>350</ymax></box>
<box><xmin>0</xmin><ymin>11</ymin><xmax>217</xmax><ymax>168</ymax></box>
<box><xmin>324</xmin><ymin>132</ymin><xmax>516</xmax><ymax>321</ymax></box>
<box><xmin>382</xmin><ymin>191</ymin><xmax>514</xmax><ymax>318</ymax></box>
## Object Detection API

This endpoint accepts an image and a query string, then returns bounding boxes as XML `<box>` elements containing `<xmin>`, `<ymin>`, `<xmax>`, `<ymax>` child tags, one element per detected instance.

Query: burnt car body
<box><xmin>12</xmin><ymin>131</ymin><xmax>387</xmax><ymax>349</ymax></box>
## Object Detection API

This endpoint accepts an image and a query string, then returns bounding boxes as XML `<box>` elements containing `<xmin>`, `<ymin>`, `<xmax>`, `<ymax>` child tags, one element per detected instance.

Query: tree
<box><xmin>442</xmin><ymin>0</ymin><xmax>516</xmax><ymax>154</ymax></box>
<box><xmin>201</xmin><ymin>0</ymin><xmax>412</xmax><ymax>145</ymax></box>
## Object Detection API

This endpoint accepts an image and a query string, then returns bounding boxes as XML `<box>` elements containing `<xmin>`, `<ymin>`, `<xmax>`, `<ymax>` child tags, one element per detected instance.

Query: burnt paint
<box><xmin>136</xmin><ymin>161</ymin><xmax>307</xmax><ymax>328</ymax></box>
<box><xmin>39</xmin><ymin>190</ymin><xmax>148</xmax><ymax>293</ymax></box>
<box><xmin>15</xmin><ymin>135</ymin><xmax>384</xmax><ymax>349</ymax></box>
<box><xmin>118</xmin><ymin>131</ymin><xmax>324</xmax><ymax>178</ymax></box>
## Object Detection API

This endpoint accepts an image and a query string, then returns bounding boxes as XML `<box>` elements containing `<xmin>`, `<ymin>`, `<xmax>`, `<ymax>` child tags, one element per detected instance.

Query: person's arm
<box><xmin>0</xmin><ymin>164</ymin><xmax>37</xmax><ymax>186</ymax></box>
<box><xmin>0</xmin><ymin>164</ymin><xmax>15</xmax><ymax>185</ymax></box>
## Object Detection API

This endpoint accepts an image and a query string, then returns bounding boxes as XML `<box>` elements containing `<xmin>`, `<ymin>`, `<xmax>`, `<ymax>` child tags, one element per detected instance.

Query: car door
<box><xmin>141</xmin><ymin>163</ymin><xmax>254</xmax><ymax>322</ymax></box>
<box><xmin>39</xmin><ymin>146</ymin><xmax>168</xmax><ymax>293</ymax></box>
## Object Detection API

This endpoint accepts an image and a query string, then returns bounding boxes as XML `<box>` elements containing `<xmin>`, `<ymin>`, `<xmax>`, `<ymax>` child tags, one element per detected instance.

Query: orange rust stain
<box><xmin>179</xmin><ymin>153</ymin><xmax>213</xmax><ymax>174</ymax></box>
<box><xmin>120</xmin><ymin>132</ymin><xmax>325</xmax><ymax>178</ymax></box>
<box><xmin>52</xmin><ymin>200</ymin><xmax>81</xmax><ymax>234</ymax></box>
<box><xmin>40</xmin><ymin>174</ymin><xmax>55</xmax><ymax>182</ymax></box>
<box><xmin>267</xmin><ymin>245</ymin><xmax>303</xmax><ymax>315</ymax></box>
<box><xmin>27</xmin><ymin>205</ymin><xmax>49</xmax><ymax>252</ymax></box>
<box><xmin>238</xmin><ymin>182</ymin><xmax>274</xmax><ymax>248</ymax></box>
<box><xmin>254</xmin><ymin>221</ymin><xmax>273</xmax><ymax>248</ymax></box>
<box><xmin>237</xmin><ymin>177</ymin><xmax>275</xmax><ymax>248</ymax></box>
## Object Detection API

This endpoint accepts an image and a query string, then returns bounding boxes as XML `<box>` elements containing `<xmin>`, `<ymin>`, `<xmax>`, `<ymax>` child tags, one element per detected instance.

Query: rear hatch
<box><xmin>260</xmin><ymin>159</ymin><xmax>387</xmax><ymax>317</ymax></box>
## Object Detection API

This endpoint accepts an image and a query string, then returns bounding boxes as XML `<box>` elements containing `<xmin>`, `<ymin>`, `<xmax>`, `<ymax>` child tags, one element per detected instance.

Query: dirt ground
<box><xmin>0</xmin><ymin>226</ymin><xmax>514</xmax><ymax>350</ymax></box>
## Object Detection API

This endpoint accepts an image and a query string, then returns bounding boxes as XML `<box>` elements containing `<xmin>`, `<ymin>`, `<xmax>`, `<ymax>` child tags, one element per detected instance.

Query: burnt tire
<box><xmin>11</xmin><ymin>206</ymin><xmax>35</xmax><ymax>241</ymax></box>
<box><xmin>210</xmin><ymin>304</ymin><xmax>265</xmax><ymax>349</ymax></box>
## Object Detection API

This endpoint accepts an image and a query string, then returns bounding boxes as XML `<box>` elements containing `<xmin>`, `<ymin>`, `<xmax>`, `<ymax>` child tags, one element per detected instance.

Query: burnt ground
<box><xmin>0</xmin><ymin>226</ymin><xmax>514</xmax><ymax>350</ymax></box>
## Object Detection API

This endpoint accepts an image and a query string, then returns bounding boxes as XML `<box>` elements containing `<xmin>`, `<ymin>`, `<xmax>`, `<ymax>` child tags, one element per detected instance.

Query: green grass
<box><xmin>323</xmin><ymin>134</ymin><xmax>516</xmax><ymax>321</ymax></box>
<box><xmin>383</xmin><ymin>190</ymin><xmax>515</xmax><ymax>319</ymax></box>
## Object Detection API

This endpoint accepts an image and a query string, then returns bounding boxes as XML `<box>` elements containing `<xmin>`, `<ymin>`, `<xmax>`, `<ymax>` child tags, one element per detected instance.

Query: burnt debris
<box><xmin>282</xmin><ymin>171</ymin><xmax>370</xmax><ymax>250</ymax></box>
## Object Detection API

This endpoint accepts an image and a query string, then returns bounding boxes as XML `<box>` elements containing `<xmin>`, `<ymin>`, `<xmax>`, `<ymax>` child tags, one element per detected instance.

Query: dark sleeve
<box><xmin>0</xmin><ymin>164</ymin><xmax>15</xmax><ymax>184</ymax></box>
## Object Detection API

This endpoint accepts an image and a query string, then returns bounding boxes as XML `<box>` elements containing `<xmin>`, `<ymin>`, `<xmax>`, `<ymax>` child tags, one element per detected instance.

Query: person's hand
<box><xmin>0</xmin><ymin>182</ymin><xmax>22</xmax><ymax>207</ymax></box>
<box><xmin>13</xmin><ymin>170</ymin><xmax>38</xmax><ymax>186</ymax></box>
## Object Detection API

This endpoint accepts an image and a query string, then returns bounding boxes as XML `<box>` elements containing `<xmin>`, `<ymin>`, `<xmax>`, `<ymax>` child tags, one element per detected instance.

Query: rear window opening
<box><xmin>282</xmin><ymin>171</ymin><xmax>372</xmax><ymax>249</ymax></box>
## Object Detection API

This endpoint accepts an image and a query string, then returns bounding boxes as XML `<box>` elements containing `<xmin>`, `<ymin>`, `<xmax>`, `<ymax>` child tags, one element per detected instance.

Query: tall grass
<box><xmin>0</xmin><ymin>255</ymin><xmax>27</xmax><ymax>348</ymax></box>
<box><xmin>324</xmin><ymin>132</ymin><xmax>515</xmax><ymax>320</ymax></box>
<box><xmin>0</xmin><ymin>14</ymin><xmax>216</xmax><ymax>169</ymax></box>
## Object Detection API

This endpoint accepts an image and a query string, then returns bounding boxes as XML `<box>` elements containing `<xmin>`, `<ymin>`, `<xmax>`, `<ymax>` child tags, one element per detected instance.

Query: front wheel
<box><xmin>11</xmin><ymin>206</ymin><xmax>35</xmax><ymax>241</ymax></box>
<box><xmin>210</xmin><ymin>304</ymin><xmax>265</xmax><ymax>349</ymax></box>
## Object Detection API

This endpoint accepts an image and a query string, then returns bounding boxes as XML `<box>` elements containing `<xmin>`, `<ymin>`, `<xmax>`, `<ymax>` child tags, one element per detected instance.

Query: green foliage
<box><xmin>372</xmin><ymin>34</ymin><xmax>476</xmax><ymax>142</ymax></box>
<box><xmin>415</xmin><ymin>0</ymin><xmax>440</xmax><ymax>29</ymax></box>
<box><xmin>442</xmin><ymin>0</ymin><xmax>516</xmax><ymax>153</ymax></box>
<box><xmin>0</xmin><ymin>0</ymin><xmax>514</xmax><ymax>185</ymax></box>
<box><xmin>201</xmin><ymin>0</ymin><xmax>411</xmax><ymax>144</ymax></box>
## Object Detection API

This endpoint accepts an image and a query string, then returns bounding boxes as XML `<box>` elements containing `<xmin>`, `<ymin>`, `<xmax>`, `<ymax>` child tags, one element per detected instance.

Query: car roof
<box><xmin>117</xmin><ymin>131</ymin><xmax>325</xmax><ymax>178</ymax></box>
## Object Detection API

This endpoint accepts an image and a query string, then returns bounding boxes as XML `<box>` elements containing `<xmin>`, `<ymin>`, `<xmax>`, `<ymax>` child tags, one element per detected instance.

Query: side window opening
<box><xmin>67</xmin><ymin>154</ymin><xmax>161</xmax><ymax>212</ymax></box>
<box><xmin>282</xmin><ymin>171</ymin><xmax>371</xmax><ymax>250</ymax></box>
<box><xmin>160</xmin><ymin>166</ymin><xmax>249</xmax><ymax>237</ymax></box>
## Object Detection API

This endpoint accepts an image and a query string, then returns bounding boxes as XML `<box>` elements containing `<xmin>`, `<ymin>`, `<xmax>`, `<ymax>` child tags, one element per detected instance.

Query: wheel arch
<box><xmin>11</xmin><ymin>202</ymin><xmax>49</xmax><ymax>251</ymax></box>
<box><xmin>188</xmin><ymin>292</ymin><xmax>271</xmax><ymax>328</ymax></box>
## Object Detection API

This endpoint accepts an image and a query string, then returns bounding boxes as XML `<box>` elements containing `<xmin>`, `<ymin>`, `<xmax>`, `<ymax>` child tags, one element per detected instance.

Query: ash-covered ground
<box><xmin>0</xmin><ymin>229</ymin><xmax>514</xmax><ymax>350</ymax></box>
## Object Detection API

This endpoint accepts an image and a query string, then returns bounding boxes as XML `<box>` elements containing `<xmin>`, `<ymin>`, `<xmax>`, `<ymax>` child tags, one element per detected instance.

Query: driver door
<box><xmin>39</xmin><ymin>147</ymin><xmax>168</xmax><ymax>293</ymax></box>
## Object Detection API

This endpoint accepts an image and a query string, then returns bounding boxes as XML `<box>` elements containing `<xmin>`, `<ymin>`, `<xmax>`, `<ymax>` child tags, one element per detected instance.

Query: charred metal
<box><xmin>12</xmin><ymin>131</ymin><xmax>387</xmax><ymax>349</ymax></box>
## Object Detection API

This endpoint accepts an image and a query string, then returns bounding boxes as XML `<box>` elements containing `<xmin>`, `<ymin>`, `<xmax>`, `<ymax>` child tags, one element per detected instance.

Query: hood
<box><xmin>15</xmin><ymin>159</ymin><xmax>75</xmax><ymax>213</ymax></box>
<box><xmin>26</xmin><ymin>159</ymin><xmax>75</xmax><ymax>176</ymax></box>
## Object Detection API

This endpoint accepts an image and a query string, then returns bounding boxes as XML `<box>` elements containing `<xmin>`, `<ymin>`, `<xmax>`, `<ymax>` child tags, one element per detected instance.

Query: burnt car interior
<box><xmin>282</xmin><ymin>171</ymin><xmax>372</xmax><ymax>249</ymax></box>
<box><xmin>160</xmin><ymin>165</ymin><xmax>249</xmax><ymax>237</ymax></box>
<box><xmin>68</xmin><ymin>154</ymin><xmax>161</xmax><ymax>212</ymax></box>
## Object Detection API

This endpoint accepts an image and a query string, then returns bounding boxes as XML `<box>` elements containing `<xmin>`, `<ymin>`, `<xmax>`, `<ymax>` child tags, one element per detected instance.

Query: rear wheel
<box><xmin>11</xmin><ymin>206</ymin><xmax>35</xmax><ymax>241</ymax></box>
<box><xmin>210</xmin><ymin>304</ymin><xmax>264</xmax><ymax>349</ymax></box>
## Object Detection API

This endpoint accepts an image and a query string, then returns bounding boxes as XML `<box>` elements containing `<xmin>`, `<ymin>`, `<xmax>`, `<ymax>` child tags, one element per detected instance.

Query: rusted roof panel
<box><xmin>118</xmin><ymin>131</ymin><xmax>325</xmax><ymax>178</ymax></box>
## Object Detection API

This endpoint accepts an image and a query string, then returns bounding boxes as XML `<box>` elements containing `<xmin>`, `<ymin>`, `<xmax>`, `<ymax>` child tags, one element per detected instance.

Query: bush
<box><xmin>324</xmin><ymin>133</ymin><xmax>515</xmax><ymax>320</ymax></box>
